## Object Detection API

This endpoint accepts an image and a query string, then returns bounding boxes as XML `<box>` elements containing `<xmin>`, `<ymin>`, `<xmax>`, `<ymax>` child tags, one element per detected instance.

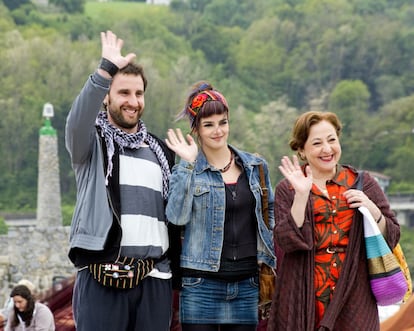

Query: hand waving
<box><xmin>278</xmin><ymin>155</ymin><xmax>312</xmax><ymax>194</ymax></box>
<box><xmin>166</xmin><ymin>128</ymin><xmax>198</xmax><ymax>163</ymax></box>
<box><xmin>100</xmin><ymin>30</ymin><xmax>136</xmax><ymax>70</ymax></box>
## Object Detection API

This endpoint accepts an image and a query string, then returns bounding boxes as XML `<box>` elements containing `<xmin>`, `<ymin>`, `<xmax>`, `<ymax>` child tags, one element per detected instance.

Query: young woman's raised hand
<box><xmin>166</xmin><ymin>128</ymin><xmax>198</xmax><ymax>163</ymax></box>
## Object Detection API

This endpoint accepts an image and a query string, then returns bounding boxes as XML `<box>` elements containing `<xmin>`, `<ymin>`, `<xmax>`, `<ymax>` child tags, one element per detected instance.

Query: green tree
<box><xmin>0</xmin><ymin>28</ymin><xmax>95</xmax><ymax>210</ymax></box>
<box><xmin>2</xmin><ymin>0</ymin><xmax>31</xmax><ymax>11</ymax></box>
<box><xmin>49</xmin><ymin>0</ymin><xmax>85</xmax><ymax>13</ymax></box>
<box><xmin>375</xmin><ymin>96</ymin><xmax>414</xmax><ymax>184</ymax></box>
<box><xmin>190</xmin><ymin>23</ymin><xmax>241</xmax><ymax>65</ymax></box>
<box><xmin>375</xmin><ymin>75</ymin><xmax>405</xmax><ymax>106</ymax></box>
<box><xmin>328</xmin><ymin>80</ymin><xmax>371</xmax><ymax>168</ymax></box>
<box><xmin>247</xmin><ymin>98</ymin><xmax>299</xmax><ymax>185</ymax></box>
<box><xmin>329</xmin><ymin>80</ymin><xmax>370</xmax><ymax>127</ymax></box>
<box><xmin>388</xmin><ymin>143</ymin><xmax>414</xmax><ymax>184</ymax></box>
<box><xmin>231</xmin><ymin>16</ymin><xmax>289</xmax><ymax>109</ymax></box>
<box><xmin>189</xmin><ymin>0</ymin><xmax>212</xmax><ymax>12</ymax></box>
<box><xmin>202</xmin><ymin>0</ymin><xmax>257</xmax><ymax>29</ymax></box>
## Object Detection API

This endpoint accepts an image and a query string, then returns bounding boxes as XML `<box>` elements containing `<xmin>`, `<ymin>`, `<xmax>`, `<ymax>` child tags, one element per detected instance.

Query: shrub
<box><xmin>0</xmin><ymin>217</ymin><xmax>8</xmax><ymax>235</ymax></box>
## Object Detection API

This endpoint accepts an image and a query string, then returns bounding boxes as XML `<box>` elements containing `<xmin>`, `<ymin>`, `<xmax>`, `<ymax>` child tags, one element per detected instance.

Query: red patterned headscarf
<box><xmin>187</xmin><ymin>90</ymin><xmax>229</xmax><ymax>118</ymax></box>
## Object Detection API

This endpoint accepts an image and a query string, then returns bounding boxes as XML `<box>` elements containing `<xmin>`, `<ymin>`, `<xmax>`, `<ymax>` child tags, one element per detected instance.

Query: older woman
<box><xmin>268</xmin><ymin>111</ymin><xmax>400</xmax><ymax>331</ymax></box>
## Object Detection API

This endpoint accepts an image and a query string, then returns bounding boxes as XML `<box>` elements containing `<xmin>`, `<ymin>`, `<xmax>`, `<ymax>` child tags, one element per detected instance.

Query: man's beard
<box><xmin>107</xmin><ymin>106</ymin><xmax>140</xmax><ymax>130</ymax></box>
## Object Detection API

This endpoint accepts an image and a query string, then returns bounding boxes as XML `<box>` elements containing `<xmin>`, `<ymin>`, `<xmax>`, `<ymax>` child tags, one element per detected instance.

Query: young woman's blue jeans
<box><xmin>180</xmin><ymin>276</ymin><xmax>259</xmax><ymax>325</ymax></box>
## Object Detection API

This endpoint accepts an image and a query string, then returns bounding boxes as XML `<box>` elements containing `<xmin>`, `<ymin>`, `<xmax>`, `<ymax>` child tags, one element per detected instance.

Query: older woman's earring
<box><xmin>299</xmin><ymin>152</ymin><xmax>306</xmax><ymax>161</ymax></box>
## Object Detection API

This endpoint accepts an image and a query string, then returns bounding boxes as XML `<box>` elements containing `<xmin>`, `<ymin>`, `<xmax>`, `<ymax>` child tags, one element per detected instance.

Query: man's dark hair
<box><xmin>119</xmin><ymin>63</ymin><xmax>148</xmax><ymax>91</ymax></box>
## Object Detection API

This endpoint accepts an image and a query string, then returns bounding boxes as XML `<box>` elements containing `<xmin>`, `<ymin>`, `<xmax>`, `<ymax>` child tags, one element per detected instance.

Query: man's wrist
<box><xmin>99</xmin><ymin>58</ymin><xmax>119</xmax><ymax>77</ymax></box>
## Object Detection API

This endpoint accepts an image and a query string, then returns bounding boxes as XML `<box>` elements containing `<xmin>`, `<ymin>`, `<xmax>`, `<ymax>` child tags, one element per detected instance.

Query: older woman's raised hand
<box><xmin>278</xmin><ymin>155</ymin><xmax>313</xmax><ymax>194</ymax></box>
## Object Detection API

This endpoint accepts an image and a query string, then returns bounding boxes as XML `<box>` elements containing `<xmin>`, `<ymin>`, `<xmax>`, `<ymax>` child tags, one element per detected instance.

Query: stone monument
<box><xmin>0</xmin><ymin>103</ymin><xmax>75</xmax><ymax>308</ymax></box>
<box><xmin>37</xmin><ymin>102</ymin><xmax>62</xmax><ymax>228</ymax></box>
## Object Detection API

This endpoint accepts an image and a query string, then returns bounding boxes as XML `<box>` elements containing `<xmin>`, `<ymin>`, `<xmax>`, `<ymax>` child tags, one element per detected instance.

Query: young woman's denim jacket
<box><xmin>166</xmin><ymin>145</ymin><xmax>276</xmax><ymax>272</ymax></box>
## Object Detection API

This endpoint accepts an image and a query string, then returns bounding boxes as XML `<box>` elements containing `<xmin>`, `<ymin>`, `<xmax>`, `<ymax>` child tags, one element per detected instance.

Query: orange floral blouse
<box><xmin>312</xmin><ymin>166</ymin><xmax>357</xmax><ymax>328</ymax></box>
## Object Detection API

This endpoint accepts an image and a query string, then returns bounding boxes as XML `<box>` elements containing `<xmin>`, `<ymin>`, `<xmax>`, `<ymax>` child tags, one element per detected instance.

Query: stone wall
<box><xmin>0</xmin><ymin>224</ymin><xmax>75</xmax><ymax>307</ymax></box>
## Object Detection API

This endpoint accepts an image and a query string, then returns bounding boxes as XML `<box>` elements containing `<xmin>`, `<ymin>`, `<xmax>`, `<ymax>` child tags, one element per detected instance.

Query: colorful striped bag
<box><xmin>359</xmin><ymin>206</ymin><xmax>408</xmax><ymax>306</ymax></box>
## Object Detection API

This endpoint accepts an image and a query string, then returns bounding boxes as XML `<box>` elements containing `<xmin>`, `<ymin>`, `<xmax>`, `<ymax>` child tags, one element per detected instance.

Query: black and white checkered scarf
<box><xmin>96</xmin><ymin>111</ymin><xmax>171</xmax><ymax>199</ymax></box>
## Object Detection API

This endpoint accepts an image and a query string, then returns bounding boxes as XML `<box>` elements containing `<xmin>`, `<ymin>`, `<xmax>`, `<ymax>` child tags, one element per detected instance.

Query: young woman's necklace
<box><xmin>226</xmin><ymin>182</ymin><xmax>238</xmax><ymax>200</ymax></box>
<box><xmin>219</xmin><ymin>152</ymin><xmax>234</xmax><ymax>173</ymax></box>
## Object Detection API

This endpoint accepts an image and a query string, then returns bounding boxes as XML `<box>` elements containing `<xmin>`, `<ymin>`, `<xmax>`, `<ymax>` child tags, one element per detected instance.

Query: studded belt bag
<box><xmin>89</xmin><ymin>256</ymin><xmax>154</xmax><ymax>289</ymax></box>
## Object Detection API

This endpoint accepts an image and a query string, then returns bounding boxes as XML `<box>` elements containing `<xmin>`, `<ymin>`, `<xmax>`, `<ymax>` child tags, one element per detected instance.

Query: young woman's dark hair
<box><xmin>10</xmin><ymin>285</ymin><xmax>36</xmax><ymax>328</ymax></box>
<box><xmin>177</xmin><ymin>81</ymin><xmax>229</xmax><ymax>132</ymax></box>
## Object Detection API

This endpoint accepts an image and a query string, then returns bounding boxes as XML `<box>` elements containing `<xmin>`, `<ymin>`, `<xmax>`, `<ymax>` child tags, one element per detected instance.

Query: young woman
<box><xmin>268</xmin><ymin>111</ymin><xmax>401</xmax><ymax>331</ymax></box>
<box><xmin>165</xmin><ymin>81</ymin><xmax>276</xmax><ymax>331</ymax></box>
<box><xmin>5</xmin><ymin>284</ymin><xmax>55</xmax><ymax>331</ymax></box>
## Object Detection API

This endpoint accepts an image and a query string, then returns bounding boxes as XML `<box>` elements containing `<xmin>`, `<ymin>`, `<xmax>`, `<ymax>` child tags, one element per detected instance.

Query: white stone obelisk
<box><xmin>36</xmin><ymin>103</ymin><xmax>62</xmax><ymax>228</ymax></box>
